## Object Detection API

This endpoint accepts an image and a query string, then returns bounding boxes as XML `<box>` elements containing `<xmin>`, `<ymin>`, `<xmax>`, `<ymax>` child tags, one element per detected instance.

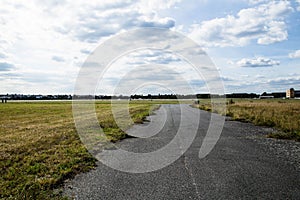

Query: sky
<box><xmin>0</xmin><ymin>0</ymin><xmax>300</xmax><ymax>95</ymax></box>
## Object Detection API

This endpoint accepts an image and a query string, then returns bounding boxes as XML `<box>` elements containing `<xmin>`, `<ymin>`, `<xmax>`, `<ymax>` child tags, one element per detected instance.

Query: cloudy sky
<box><xmin>0</xmin><ymin>0</ymin><xmax>300</xmax><ymax>95</ymax></box>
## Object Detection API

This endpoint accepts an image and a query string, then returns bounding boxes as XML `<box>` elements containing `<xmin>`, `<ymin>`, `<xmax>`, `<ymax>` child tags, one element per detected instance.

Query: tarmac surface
<box><xmin>64</xmin><ymin>104</ymin><xmax>300</xmax><ymax>199</ymax></box>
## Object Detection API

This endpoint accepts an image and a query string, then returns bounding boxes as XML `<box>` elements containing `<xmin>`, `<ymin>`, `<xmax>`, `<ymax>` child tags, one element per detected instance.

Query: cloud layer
<box><xmin>52</xmin><ymin>56</ymin><xmax>65</xmax><ymax>62</ymax></box>
<box><xmin>0</xmin><ymin>0</ymin><xmax>299</xmax><ymax>94</ymax></box>
<box><xmin>53</xmin><ymin>1</ymin><xmax>177</xmax><ymax>43</ymax></box>
<box><xmin>189</xmin><ymin>1</ymin><xmax>293</xmax><ymax>47</ymax></box>
<box><xmin>289</xmin><ymin>50</ymin><xmax>300</xmax><ymax>59</ymax></box>
<box><xmin>0</xmin><ymin>62</ymin><xmax>14</xmax><ymax>71</ymax></box>
<box><xmin>237</xmin><ymin>57</ymin><xmax>280</xmax><ymax>68</ymax></box>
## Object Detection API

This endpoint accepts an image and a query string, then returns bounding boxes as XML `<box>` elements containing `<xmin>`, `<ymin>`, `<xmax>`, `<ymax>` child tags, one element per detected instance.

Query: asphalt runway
<box><xmin>64</xmin><ymin>104</ymin><xmax>300</xmax><ymax>199</ymax></box>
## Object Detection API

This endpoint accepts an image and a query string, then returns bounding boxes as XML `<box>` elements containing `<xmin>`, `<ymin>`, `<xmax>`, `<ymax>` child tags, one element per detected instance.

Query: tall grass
<box><xmin>195</xmin><ymin>99</ymin><xmax>300</xmax><ymax>141</ymax></box>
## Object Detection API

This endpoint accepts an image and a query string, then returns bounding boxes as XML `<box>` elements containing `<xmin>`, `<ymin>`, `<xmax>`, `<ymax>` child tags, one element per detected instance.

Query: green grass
<box><xmin>0</xmin><ymin>100</ymin><xmax>180</xmax><ymax>199</ymax></box>
<box><xmin>194</xmin><ymin>98</ymin><xmax>300</xmax><ymax>141</ymax></box>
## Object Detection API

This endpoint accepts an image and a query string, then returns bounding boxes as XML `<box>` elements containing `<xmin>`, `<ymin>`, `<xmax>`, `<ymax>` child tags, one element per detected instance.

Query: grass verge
<box><xmin>0</xmin><ymin>100</ymin><xmax>176</xmax><ymax>199</ymax></box>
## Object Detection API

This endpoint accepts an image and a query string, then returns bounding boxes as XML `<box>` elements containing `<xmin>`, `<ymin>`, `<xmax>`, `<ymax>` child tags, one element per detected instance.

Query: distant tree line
<box><xmin>0</xmin><ymin>91</ymin><xmax>288</xmax><ymax>101</ymax></box>
<box><xmin>0</xmin><ymin>94</ymin><xmax>72</xmax><ymax>100</ymax></box>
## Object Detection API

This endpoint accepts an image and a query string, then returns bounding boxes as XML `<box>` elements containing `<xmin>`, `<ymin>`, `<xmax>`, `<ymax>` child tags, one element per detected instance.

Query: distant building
<box><xmin>259</xmin><ymin>92</ymin><xmax>275</xmax><ymax>99</ymax></box>
<box><xmin>259</xmin><ymin>95</ymin><xmax>274</xmax><ymax>99</ymax></box>
<box><xmin>286</xmin><ymin>88</ymin><xmax>295</xmax><ymax>98</ymax></box>
<box><xmin>286</xmin><ymin>88</ymin><xmax>300</xmax><ymax>98</ymax></box>
<box><xmin>270</xmin><ymin>92</ymin><xmax>286</xmax><ymax>98</ymax></box>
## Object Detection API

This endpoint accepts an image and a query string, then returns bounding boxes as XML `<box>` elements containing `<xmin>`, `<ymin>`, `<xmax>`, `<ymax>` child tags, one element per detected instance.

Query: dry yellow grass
<box><xmin>195</xmin><ymin>99</ymin><xmax>300</xmax><ymax>141</ymax></box>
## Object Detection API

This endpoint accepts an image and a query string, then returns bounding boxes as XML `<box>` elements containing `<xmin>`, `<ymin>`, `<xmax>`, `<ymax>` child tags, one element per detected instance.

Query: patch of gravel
<box><xmin>225</xmin><ymin>118</ymin><xmax>300</xmax><ymax>171</ymax></box>
<box><xmin>251</xmin><ymin>137</ymin><xmax>300</xmax><ymax>171</ymax></box>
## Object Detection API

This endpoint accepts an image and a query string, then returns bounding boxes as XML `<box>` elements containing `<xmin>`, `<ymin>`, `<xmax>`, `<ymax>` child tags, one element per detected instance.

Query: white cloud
<box><xmin>137</xmin><ymin>0</ymin><xmax>181</xmax><ymax>12</ymax></box>
<box><xmin>248</xmin><ymin>0</ymin><xmax>267</xmax><ymax>5</ymax></box>
<box><xmin>80</xmin><ymin>49</ymin><xmax>92</xmax><ymax>55</ymax></box>
<box><xmin>221</xmin><ymin>76</ymin><xmax>235</xmax><ymax>82</ymax></box>
<box><xmin>221</xmin><ymin>73</ymin><xmax>300</xmax><ymax>94</ymax></box>
<box><xmin>237</xmin><ymin>57</ymin><xmax>280</xmax><ymax>68</ymax></box>
<box><xmin>51</xmin><ymin>1</ymin><xmax>176</xmax><ymax>43</ymax></box>
<box><xmin>0</xmin><ymin>0</ymin><xmax>180</xmax><ymax>93</ymax></box>
<box><xmin>289</xmin><ymin>50</ymin><xmax>300</xmax><ymax>58</ymax></box>
<box><xmin>0</xmin><ymin>0</ymin><xmax>298</xmax><ymax>94</ymax></box>
<box><xmin>296</xmin><ymin>0</ymin><xmax>300</xmax><ymax>11</ymax></box>
<box><xmin>189</xmin><ymin>1</ymin><xmax>293</xmax><ymax>47</ymax></box>
<box><xmin>0</xmin><ymin>0</ymin><xmax>178</xmax><ymax>50</ymax></box>
<box><xmin>267</xmin><ymin>76</ymin><xmax>300</xmax><ymax>87</ymax></box>
<box><xmin>0</xmin><ymin>52</ymin><xmax>8</xmax><ymax>59</ymax></box>
<box><xmin>127</xmin><ymin>50</ymin><xmax>181</xmax><ymax>65</ymax></box>
<box><xmin>255</xmin><ymin>74</ymin><xmax>265</xmax><ymax>78</ymax></box>
<box><xmin>52</xmin><ymin>56</ymin><xmax>65</xmax><ymax>62</ymax></box>
<box><xmin>0</xmin><ymin>62</ymin><xmax>15</xmax><ymax>71</ymax></box>
<box><xmin>98</xmin><ymin>61</ymin><xmax>200</xmax><ymax>95</ymax></box>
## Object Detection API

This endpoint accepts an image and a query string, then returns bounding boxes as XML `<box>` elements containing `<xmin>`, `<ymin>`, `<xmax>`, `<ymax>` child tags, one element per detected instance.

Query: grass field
<box><xmin>194</xmin><ymin>98</ymin><xmax>300</xmax><ymax>141</ymax></box>
<box><xmin>3</xmin><ymin>98</ymin><xmax>297</xmax><ymax>199</ymax></box>
<box><xmin>0</xmin><ymin>100</ymin><xmax>181</xmax><ymax>199</ymax></box>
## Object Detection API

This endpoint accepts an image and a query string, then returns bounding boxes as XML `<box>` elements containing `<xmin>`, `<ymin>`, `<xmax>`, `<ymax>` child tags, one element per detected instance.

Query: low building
<box><xmin>286</xmin><ymin>88</ymin><xmax>295</xmax><ymax>98</ymax></box>
<box><xmin>295</xmin><ymin>90</ymin><xmax>300</xmax><ymax>98</ymax></box>
<box><xmin>286</xmin><ymin>88</ymin><xmax>300</xmax><ymax>98</ymax></box>
<box><xmin>259</xmin><ymin>95</ymin><xmax>274</xmax><ymax>99</ymax></box>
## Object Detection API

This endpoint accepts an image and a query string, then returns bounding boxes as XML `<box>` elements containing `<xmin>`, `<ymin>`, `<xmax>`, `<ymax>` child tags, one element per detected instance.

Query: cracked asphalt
<box><xmin>64</xmin><ymin>104</ymin><xmax>300</xmax><ymax>199</ymax></box>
